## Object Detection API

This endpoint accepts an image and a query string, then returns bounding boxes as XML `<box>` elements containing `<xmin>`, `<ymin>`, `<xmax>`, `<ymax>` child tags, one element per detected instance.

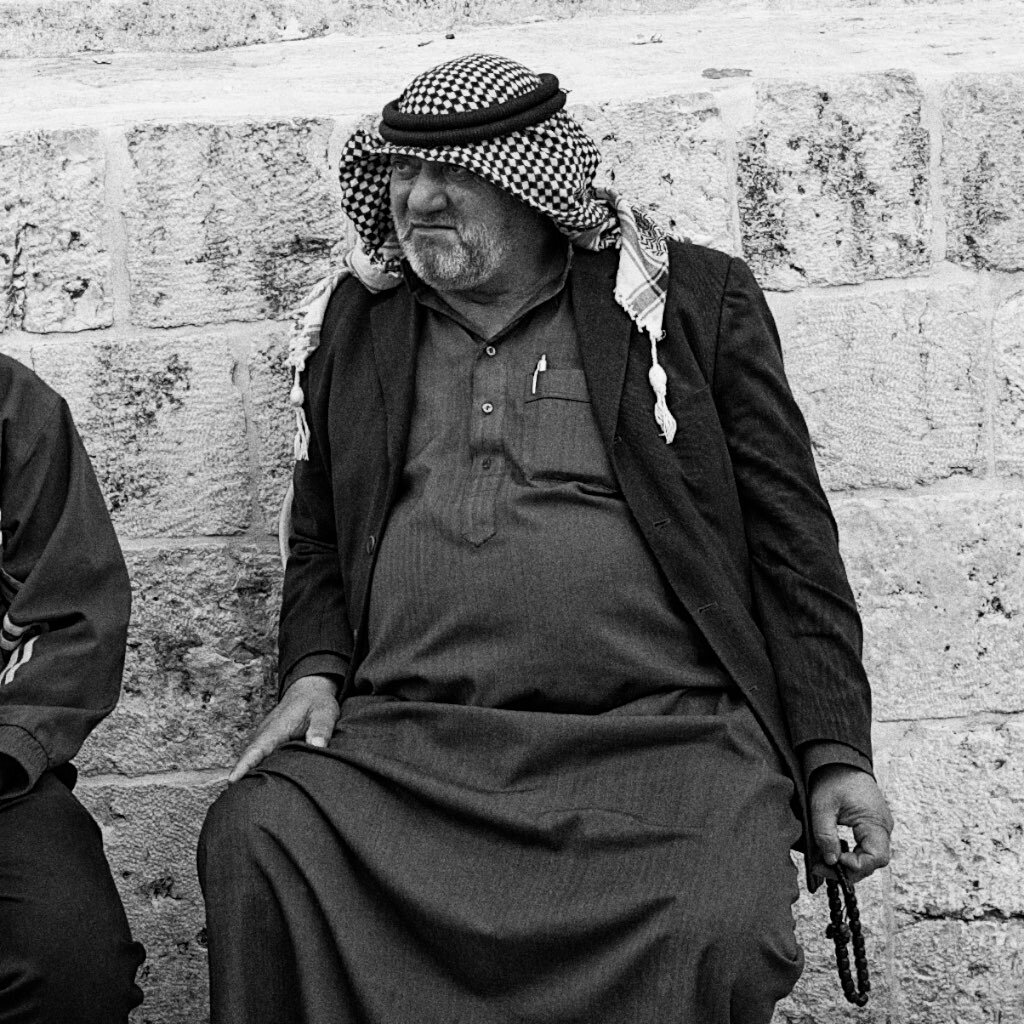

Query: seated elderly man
<box><xmin>0</xmin><ymin>353</ymin><xmax>144</xmax><ymax>1021</ymax></box>
<box><xmin>199</xmin><ymin>53</ymin><xmax>893</xmax><ymax>1024</ymax></box>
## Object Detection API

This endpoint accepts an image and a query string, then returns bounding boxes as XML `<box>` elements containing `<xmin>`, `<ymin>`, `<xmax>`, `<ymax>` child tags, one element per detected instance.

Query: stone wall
<box><xmin>1</xmin><ymin>4</ymin><xmax>1021</xmax><ymax>1022</ymax></box>
<box><xmin>0</xmin><ymin>0</ymin><xmax>992</xmax><ymax>59</ymax></box>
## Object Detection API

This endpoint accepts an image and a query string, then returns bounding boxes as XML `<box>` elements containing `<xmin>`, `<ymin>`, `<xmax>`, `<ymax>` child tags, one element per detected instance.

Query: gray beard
<box><xmin>399</xmin><ymin>224</ymin><xmax>503</xmax><ymax>292</ymax></box>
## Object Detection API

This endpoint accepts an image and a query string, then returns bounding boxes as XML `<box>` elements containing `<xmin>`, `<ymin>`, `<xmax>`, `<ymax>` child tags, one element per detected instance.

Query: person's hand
<box><xmin>228</xmin><ymin>675</ymin><xmax>341</xmax><ymax>783</ymax></box>
<box><xmin>810</xmin><ymin>764</ymin><xmax>894</xmax><ymax>884</ymax></box>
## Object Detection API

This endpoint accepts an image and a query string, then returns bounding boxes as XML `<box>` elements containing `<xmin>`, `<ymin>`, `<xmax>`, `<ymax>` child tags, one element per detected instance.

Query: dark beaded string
<box><xmin>825</xmin><ymin>849</ymin><xmax>871</xmax><ymax>1007</ymax></box>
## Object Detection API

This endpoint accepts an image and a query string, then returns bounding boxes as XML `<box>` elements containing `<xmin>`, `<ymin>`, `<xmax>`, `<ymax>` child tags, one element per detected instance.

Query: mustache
<box><xmin>398</xmin><ymin>218</ymin><xmax>460</xmax><ymax>240</ymax></box>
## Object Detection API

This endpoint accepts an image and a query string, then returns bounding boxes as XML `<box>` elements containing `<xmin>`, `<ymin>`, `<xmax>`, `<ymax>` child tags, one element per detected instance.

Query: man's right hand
<box><xmin>228</xmin><ymin>675</ymin><xmax>341</xmax><ymax>783</ymax></box>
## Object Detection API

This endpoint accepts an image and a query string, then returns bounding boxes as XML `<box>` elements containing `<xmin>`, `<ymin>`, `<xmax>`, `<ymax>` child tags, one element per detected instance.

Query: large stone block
<box><xmin>0</xmin><ymin>0</ymin><xmax>331</xmax><ymax>57</ymax></box>
<box><xmin>0</xmin><ymin>336</ymin><xmax>34</xmax><ymax>367</ymax></box>
<box><xmin>0</xmin><ymin>0</ymin><xmax>737</xmax><ymax>56</ymax></box>
<box><xmin>770</xmin><ymin>281</ymin><xmax>987</xmax><ymax>491</ymax></box>
<box><xmin>0</xmin><ymin>129</ymin><xmax>111</xmax><ymax>333</ymax></box>
<box><xmin>78</xmin><ymin>545</ymin><xmax>281</xmax><ymax>776</ymax></box>
<box><xmin>77</xmin><ymin>776</ymin><xmax>223</xmax><ymax>1024</ymax></box>
<box><xmin>942</xmin><ymin>74</ymin><xmax>1024</xmax><ymax>272</ymax></box>
<box><xmin>26</xmin><ymin>333</ymin><xmax>251</xmax><ymax>537</ymax></box>
<box><xmin>248</xmin><ymin>326</ymin><xmax>295</xmax><ymax>535</ymax></box>
<box><xmin>995</xmin><ymin>288</ymin><xmax>1024</xmax><ymax>476</ymax></box>
<box><xmin>738</xmin><ymin>74</ymin><xmax>931</xmax><ymax>289</ymax></box>
<box><xmin>123</xmin><ymin>119</ymin><xmax>347</xmax><ymax>328</ymax></box>
<box><xmin>892</xmin><ymin>917</ymin><xmax>1024</xmax><ymax>1024</ymax></box>
<box><xmin>835</xmin><ymin>493</ymin><xmax>1024</xmax><ymax>722</ymax></box>
<box><xmin>573</xmin><ymin>94</ymin><xmax>736</xmax><ymax>252</ymax></box>
<box><xmin>877</xmin><ymin>720</ymin><xmax>1024</xmax><ymax>919</ymax></box>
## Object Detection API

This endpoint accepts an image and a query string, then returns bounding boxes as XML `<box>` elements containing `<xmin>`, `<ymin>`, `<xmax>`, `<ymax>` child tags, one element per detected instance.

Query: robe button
<box><xmin>366</xmin><ymin>535</ymin><xmax>376</xmax><ymax>554</ymax></box>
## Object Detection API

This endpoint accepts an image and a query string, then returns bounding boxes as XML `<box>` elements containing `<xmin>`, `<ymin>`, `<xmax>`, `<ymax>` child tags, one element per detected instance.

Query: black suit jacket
<box><xmin>279</xmin><ymin>239</ymin><xmax>873</xmax><ymax>867</ymax></box>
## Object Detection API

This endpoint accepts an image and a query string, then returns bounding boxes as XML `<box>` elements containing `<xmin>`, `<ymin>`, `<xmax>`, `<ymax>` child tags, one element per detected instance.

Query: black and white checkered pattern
<box><xmin>398</xmin><ymin>53</ymin><xmax>539</xmax><ymax>115</ymax></box>
<box><xmin>338</xmin><ymin>54</ymin><xmax>614</xmax><ymax>265</ymax></box>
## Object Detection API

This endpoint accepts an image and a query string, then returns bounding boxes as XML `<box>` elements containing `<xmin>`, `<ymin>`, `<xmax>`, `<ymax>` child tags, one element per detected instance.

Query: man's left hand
<box><xmin>809</xmin><ymin>764</ymin><xmax>893</xmax><ymax>884</ymax></box>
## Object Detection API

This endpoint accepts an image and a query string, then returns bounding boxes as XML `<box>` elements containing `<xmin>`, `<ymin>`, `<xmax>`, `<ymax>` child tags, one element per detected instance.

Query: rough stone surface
<box><xmin>26</xmin><ymin>333</ymin><xmax>251</xmax><ymax>537</ymax></box>
<box><xmin>737</xmin><ymin>74</ymin><xmax>931</xmax><ymax>289</ymax></box>
<box><xmin>2</xmin><ymin>0</ymin><xmax>1014</xmax><ymax>62</ymax></box>
<box><xmin>7</xmin><ymin>9</ymin><xmax>1024</xmax><ymax>134</ymax></box>
<box><xmin>328</xmin><ymin>0</ymin><xmax>692</xmax><ymax>33</ymax></box>
<box><xmin>0</xmin><ymin>0</ymin><xmax>331</xmax><ymax>58</ymax></box>
<box><xmin>0</xmin><ymin>129</ymin><xmax>111</xmax><ymax>333</ymax></box>
<box><xmin>573</xmin><ymin>94</ymin><xmax>737</xmax><ymax>252</ymax></box>
<box><xmin>77</xmin><ymin>545</ymin><xmax>281</xmax><ymax>776</ymax></box>
<box><xmin>123</xmin><ymin>119</ymin><xmax>346</xmax><ymax>328</ymax></box>
<box><xmin>892</xmin><ymin>918</ymin><xmax>1024</xmax><ymax>1024</ymax></box>
<box><xmin>249</xmin><ymin>326</ymin><xmax>296</xmax><ymax>535</ymax></box>
<box><xmin>774</xmin><ymin>863</ymin><xmax>893</xmax><ymax>1023</ymax></box>
<box><xmin>77</xmin><ymin>777</ymin><xmax>223</xmax><ymax>1024</ymax></box>
<box><xmin>0</xmin><ymin>0</ymin><xmax>771</xmax><ymax>59</ymax></box>
<box><xmin>995</xmin><ymin>288</ymin><xmax>1024</xmax><ymax>477</ymax></box>
<box><xmin>769</xmin><ymin>281</ymin><xmax>987</xmax><ymax>491</ymax></box>
<box><xmin>835</xmin><ymin>493</ymin><xmax>1024</xmax><ymax>723</ymax></box>
<box><xmin>942</xmin><ymin>75</ymin><xmax>1024</xmax><ymax>273</ymax></box>
<box><xmin>878</xmin><ymin>719</ymin><xmax>1024</xmax><ymax>919</ymax></box>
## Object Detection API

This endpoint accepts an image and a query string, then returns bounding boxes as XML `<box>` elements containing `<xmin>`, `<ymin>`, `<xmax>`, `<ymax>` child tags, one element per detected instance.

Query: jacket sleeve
<box><xmin>0</xmin><ymin>397</ymin><xmax>131</xmax><ymax>798</ymax></box>
<box><xmin>277</xmin><ymin>345</ymin><xmax>352</xmax><ymax>695</ymax></box>
<box><xmin>712</xmin><ymin>256</ymin><xmax>873</xmax><ymax>763</ymax></box>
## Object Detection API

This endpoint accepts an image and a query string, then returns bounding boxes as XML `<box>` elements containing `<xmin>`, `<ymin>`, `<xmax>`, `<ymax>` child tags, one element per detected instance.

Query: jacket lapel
<box><xmin>369</xmin><ymin>284</ymin><xmax>421</xmax><ymax>474</ymax></box>
<box><xmin>570</xmin><ymin>248</ymin><xmax>632</xmax><ymax>450</ymax></box>
<box><xmin>571</xmin><ymin>246</ymin><xmax>776</xmax><ymax>716</ymax></box>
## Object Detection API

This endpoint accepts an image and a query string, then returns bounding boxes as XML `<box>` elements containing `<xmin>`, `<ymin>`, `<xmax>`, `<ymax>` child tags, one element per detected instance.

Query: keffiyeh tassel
<box><xmin>588</xmin><ymin>188</ymin><xmax>677</xmax><ymax>444</ymax></box>
<box><xmin>648</xmin><ymin>344</ymin><xmax>676</xmax><ymax>443</ymax></box>
<box><xmin>291</xmin><ymin>374</ymin><xmax>311</xmax><ymax>461</ymax></box>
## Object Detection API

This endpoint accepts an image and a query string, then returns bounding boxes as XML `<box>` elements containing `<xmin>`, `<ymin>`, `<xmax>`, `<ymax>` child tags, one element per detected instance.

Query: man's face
<box><xmin>388</xmin><ymin>155</ymin><xmax>550</xmax><ymax>294</ymax></box>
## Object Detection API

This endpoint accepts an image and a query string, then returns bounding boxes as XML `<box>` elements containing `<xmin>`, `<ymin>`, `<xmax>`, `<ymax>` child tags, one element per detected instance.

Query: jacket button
<box><xmin>365</xmin><ymin>535</ymin><xmax>376</xmax><ymax>554</ymax></box>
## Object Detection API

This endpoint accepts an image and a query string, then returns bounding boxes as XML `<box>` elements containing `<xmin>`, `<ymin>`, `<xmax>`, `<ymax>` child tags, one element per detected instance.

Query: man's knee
<box><xmin>198</xmin><ymin>772</ymin><xmax>290</xmax><ymax>893</ymax></box>
<box><xmin>693</xmin><ymin>882</ymin><xmax>803</xmax><ymax>1024</ymax></box>
<box><xmin>0</xmin><ymin>775</ymin><xmax>144</xmax><ymax>1022</ymax></box>
<box><xmin>726</xmin><ymin>930</ymin><xmax>804</xmax><ymax>1024</ymax></box>
<box><xmin>1</xmin><ymin>920</ymin><xmax>145</xmax><ymax>1024</ymax></box>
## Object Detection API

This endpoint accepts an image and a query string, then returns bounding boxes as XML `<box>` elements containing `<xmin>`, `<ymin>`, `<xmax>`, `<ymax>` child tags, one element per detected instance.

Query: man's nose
<box><xmin>406</xmin><ymin>165</ymin><xmax>449</xmax><ymax>215</ymax></box>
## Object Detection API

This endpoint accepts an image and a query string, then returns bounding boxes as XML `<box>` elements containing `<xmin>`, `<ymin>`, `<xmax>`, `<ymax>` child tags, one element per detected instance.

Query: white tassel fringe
<box><xmin>648</xmin><ymin>338</ymin><xmax>677</xmax><ymax>444</ymax></box>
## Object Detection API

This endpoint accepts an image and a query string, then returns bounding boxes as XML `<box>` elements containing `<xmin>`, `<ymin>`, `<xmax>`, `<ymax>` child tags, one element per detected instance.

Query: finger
<box><xmin>837</xmin><ymin>850</ymin><xmax>878</xmax><ymax>885</ymax></box>
<box><xmin>810</xmin><ymin>862</ymin><xmax>839</xmax><ymax>882</ymax></box>
<box><xmin>228</xmin><ymin>718</ymin><xmax>295</xmax><ymax>782</ymax></box>
<box><xmin>304</xmin><ymin>702</ymin><xmax>339</xmax><ymax>749</ymax></box>
<box><xmin>838</xmin><ymin>833</ymin><xmax>891</xmax><ymax>884</ymax></box>
<box><xmin>811</xmin><ymin>818</ymin><xmax>842</xmax><ymax>866</ymax></box>
<box><xmin>228</xmin><ymin>740</ymin><xmax>270</xmax><ymax>783</ymax></box>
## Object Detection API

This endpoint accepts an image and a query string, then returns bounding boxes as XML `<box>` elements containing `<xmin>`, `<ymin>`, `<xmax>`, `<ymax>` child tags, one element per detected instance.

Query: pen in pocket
<box><xmin>531</xmin><ymin>354</ymin><xmax>547</xmax><ymax>394</ymax></box>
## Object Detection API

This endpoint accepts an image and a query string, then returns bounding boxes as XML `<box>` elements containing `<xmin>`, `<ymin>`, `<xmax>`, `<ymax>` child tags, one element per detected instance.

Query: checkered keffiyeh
<box><xmin>288</xmin><ymin>54</ymin><xmax>679</xmax><ymax>460</ymax></box>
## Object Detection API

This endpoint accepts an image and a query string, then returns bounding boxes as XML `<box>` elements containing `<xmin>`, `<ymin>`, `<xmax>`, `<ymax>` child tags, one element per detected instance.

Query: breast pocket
<box><xmin>521</xmin><ymin>368</ymin><xmax>615</xmax><ymax>486</ymax></box>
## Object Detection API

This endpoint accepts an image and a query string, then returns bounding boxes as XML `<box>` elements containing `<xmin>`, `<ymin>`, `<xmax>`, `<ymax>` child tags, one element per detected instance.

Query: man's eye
<box><xmin>442</xmin><ymin>163</ymin><xmax>472</xmax><ymax>182</ymax></box>
<box><xmin>390</xmin><ymin>158</ymin><xmax>419</xmax><ymax>180</ymax></box>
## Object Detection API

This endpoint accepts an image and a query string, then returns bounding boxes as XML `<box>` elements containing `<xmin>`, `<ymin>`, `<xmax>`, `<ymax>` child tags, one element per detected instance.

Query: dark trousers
<box><xmin>0</xmin><ymin>772</ymin><xmax>145</xmax><ymax>1024</ymax></box>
